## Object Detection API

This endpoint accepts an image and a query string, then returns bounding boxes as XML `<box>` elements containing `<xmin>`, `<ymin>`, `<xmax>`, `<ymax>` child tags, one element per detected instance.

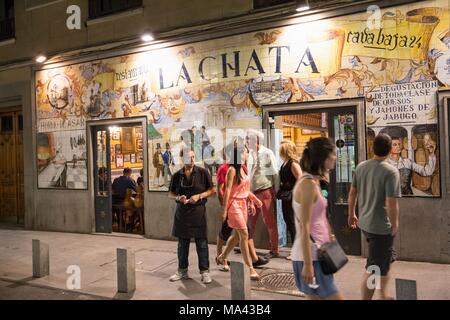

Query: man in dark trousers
<box><xmin>168</xmin><ymin>148</ymin><xmax>216</xmax><ymax>284</ymax></box>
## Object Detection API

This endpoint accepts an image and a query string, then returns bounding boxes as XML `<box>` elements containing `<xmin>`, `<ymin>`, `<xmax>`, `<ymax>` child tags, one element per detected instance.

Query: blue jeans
<box><xmin>292</xmin><ymin>261</ymin><xmax>339</xmax><ymax>299</ymax></box>
<box><xmin>177</xmin><ymin>238</ymin><xmax>209</xmax><ymax>273</ymax></box>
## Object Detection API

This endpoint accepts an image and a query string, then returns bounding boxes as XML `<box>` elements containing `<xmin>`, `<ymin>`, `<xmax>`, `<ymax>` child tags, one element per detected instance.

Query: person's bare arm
<box><xmin>386</xmin><ymin>197</ymin><xmax>399</xmax><ymax>236</ymax></box>
<box><xmin>298</xmin><ymin>179</ymin><xmax>316</xmax><ymax>285</ymax></box>
<box><xmin>290</xmin><ymin>161</ymin><xmax>302</xmax><ymax>180</ymax></box>
<box><xmin>217</xmin><ymin>182</ymin><xmax>225</xmax><ymax>206</ymax></box>
<box><xmin>221</xmin><ymin>168</ymin><xmax>235</xmax><ymax>221</ymax></box>
<box><xmin>248</xmin><ymin>192</ymin><xmax>262</xmax><ymax>209</ymax></box>
<box><xmin>202</xmin><ymin>187</ymin><xmax>216</xmax><ymax>198</ymax></box>
<box><xmin>348</xmin><ymin>186</ymin><xmax>359</xmax><ymax>229</ymax></box>
<box><xmin>188</xmin><ymin>187</ymin><xmax>216</xmax><ymax>203</ymax></box>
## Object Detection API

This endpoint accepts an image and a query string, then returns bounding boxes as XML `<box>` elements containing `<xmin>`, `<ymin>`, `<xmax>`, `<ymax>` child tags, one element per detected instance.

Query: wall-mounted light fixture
<box><xmin>141</xmin><ymin>33</ymin><xmax>154</xmax><ymax>42</ymax></box>
<box><xmin>296</xmin><ymin>0</ymin><xmax>310</xmax><ymax>12</ymax></box>
<box><xmin>35</xmin><ymin>55</ymin><xmax>47</xmax><ymax>63</ymax></box>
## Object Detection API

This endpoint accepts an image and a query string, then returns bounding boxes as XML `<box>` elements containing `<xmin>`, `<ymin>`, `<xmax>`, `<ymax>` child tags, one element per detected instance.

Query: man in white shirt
<box><xmin>246</xmin><ymin>129</ymin><xmax>280</xmax><ymax>258</ymax></box>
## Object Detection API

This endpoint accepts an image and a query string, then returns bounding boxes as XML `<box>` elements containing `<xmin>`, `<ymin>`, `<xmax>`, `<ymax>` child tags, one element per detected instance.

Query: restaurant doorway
<box><xmin>265</xmin><ymin>101</ymin><xmax>365</xmax><ymax>256</ymax></box>
<box><xmin>90</xmin><ymin>118</ymin><xmax>146</xmax><ymax>235</ymax></box>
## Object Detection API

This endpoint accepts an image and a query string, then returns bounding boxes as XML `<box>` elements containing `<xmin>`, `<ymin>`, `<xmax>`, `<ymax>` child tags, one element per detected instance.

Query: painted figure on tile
<box><xmin>122</xmin><ymin>95</ymin><xmax>133</xmax><ymax>117</ymax></box>
<box><xmin>153</xmin><ymin>143</ymin><xmax>165</xmax><ymax>187</ymax></box>
<box><xmin>191</xmin><ymin>126</ymin><xmax>202</xmax><ymax>162</ymax></box>
<box><xmin>163</xmin><ymin>142</ymin><xmax>175</xmax><ymax>188</ymax></box>
<box><xmin>381</xmin><ymin>127</ymin><xmax>437</xmax><ymax>195</ymax></box>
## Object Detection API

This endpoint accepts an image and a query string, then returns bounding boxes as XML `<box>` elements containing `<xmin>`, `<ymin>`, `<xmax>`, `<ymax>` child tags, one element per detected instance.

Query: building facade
<box><xmin>0</xmin><ymin>0</ymin><xmax>449</xmax><ymax>263</ymax></box>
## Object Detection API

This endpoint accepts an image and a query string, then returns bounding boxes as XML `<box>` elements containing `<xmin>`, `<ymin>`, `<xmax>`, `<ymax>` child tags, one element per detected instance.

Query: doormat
<box><xmin>251</xmin><ymin>269</ymin><xmax>305</xmax><ymax>297</ymax></box>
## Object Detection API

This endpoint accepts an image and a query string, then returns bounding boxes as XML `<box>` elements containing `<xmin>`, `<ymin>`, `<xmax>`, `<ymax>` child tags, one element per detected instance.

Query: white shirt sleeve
<box><xmin>407</xmin><ymin>154</ymin><xmax>436</xmax><ymax>176</ymax></box>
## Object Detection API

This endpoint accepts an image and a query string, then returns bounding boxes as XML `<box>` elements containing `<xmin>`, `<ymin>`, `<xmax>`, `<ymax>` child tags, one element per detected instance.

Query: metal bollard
<box><xmin>395</xmin><ymin>279</ymin><xmax>417</xmax><ymax>300</ymax></box>
<box><xmin>230</xmin><ymin>261</ymin><xmax>251</xmax><ymax>300</ymax></box>
<box><xmin>32</xmin><ymin>239</ymin><xmax>49</xmax><ymax>278</ymax></box>
<box><xmin>117</xmin><ymin>248</ymin><xmax>136</xmax><ymax>293</ymax></box>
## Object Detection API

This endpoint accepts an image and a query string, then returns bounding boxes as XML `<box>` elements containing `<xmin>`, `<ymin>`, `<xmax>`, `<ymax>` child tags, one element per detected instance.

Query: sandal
<box><xmin>220</xmin><ymin>261</ymin><xmax>230</xmax><ymax>272</ymax></box>
<box><xmin>216</xmin><ymin>254</ymin><xmax>230</xmax><ymax>272</ymax></box>
<box><xmin>250</xmin><ymin>268</ymin><xmax>260</xmax><ymax>281</ymax></box>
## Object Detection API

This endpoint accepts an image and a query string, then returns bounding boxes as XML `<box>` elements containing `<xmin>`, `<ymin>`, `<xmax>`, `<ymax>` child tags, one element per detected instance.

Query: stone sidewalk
<box><xmin>0</xmin><ymin>228</ymin><xmax>449</xmax><ymax>300</ymax></box>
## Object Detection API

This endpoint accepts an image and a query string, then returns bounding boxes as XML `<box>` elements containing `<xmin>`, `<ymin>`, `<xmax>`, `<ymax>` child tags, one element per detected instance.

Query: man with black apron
<box><xmin>168</xmin><ymin>149</ymin><xmax>216</xmax><ymax>283</ymax></box>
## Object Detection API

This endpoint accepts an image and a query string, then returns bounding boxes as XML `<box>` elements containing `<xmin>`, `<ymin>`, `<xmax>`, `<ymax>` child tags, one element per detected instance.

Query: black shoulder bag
<box><xmin>276</xmin><ymin>189</ymin><xmax>292</xmax><ymax>201</ymax></box>
<box><xmin>310</xmin><ymin>235</ymin><xmax>348</xmax><ymax>275</ymax></box>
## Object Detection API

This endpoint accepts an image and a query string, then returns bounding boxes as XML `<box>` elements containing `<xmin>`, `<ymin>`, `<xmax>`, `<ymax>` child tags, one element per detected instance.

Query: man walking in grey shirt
<box><xmin>348</xmin><ymin>133</ymin><xmax>401</xmax><ymax>300</ymax></box>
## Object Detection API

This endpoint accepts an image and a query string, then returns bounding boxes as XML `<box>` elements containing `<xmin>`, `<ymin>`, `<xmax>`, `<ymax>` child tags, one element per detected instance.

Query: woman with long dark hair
<box><xmin>217</xmin><ymin>140</ymin><xmax>262</xmax><ymax>280</ymax></box>
<box><xmin>291</xmin><ymin>137</ymin><xmax>344</xmax><ymax>300</ymax></box>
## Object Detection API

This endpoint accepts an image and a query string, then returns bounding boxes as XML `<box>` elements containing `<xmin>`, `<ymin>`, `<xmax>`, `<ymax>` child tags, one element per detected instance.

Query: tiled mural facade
<box><xmin>35</xmin><ymin>0</ymin><xmax>449</xmax><ymax>194</ymax></box>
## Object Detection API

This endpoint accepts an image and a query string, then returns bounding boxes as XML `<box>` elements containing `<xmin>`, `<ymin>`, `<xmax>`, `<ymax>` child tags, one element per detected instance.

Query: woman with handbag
<box><xmin>291</xmin><ymin>137</ymin><xmax>345</xmax><ymax>300</ymax></box>
<box><xmin>277</xmin><ymin>140</ymin><xmax>302</xmax><ymax>260</ymax></box>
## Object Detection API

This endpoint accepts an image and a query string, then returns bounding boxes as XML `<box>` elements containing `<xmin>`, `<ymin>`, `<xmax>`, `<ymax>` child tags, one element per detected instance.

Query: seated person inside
<box><xmin>112</xmin><ymin>167</ymin><xmax>137</xmax><ymax>205</ymax></box>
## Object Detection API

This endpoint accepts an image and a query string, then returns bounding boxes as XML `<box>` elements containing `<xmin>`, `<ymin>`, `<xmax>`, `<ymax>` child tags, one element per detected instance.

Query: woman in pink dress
<box><xmin>217</xmin><ymin>141</ymin><xmax>262</xmax><ymax>280</ymax></box>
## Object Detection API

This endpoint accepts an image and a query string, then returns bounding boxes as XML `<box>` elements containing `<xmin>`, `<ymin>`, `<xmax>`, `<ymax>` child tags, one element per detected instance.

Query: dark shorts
<box><xmin>363</xmin><ymin>231</ymin><xmax>396</xmax><ymax>276</ymax></box>
<box><xmin>219</xmin><ymin>219</ymin><xmax>252</xmax><ymax>241</ymax></box>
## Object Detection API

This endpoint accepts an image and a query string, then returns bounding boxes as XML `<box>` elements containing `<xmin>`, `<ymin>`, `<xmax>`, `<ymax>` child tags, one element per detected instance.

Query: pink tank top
<box><xmin>291</xmin><ymin>173</ymin><xmax>330</xmax><ymax>261</ymax></box>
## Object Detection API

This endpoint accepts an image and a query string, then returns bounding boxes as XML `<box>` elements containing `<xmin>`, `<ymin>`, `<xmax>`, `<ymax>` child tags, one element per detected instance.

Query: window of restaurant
<box><xmin>0</xmin><ymin>0</ymin><xmax>14</xmax><ymax>41</ymax></box>
<box><xmin>88</xmin><ymin>0</ymin><xmax>143</xmax><ymax>19</ymax></box>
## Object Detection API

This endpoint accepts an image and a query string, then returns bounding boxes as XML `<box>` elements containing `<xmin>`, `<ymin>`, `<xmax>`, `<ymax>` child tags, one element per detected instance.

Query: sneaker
<box><xmin>252</xmin><ymin>256</ymin><xmax>269</xmax><ymax>268</ymax></box>
<box><xmin>201</xmin><ymin>272</ymin><xmax>212</xmax><ymax>284</ymax></box>
<box><xmin>169</xmin><ymin>271</ymin><xmax>189</xmax><ymax>282</ymax></box>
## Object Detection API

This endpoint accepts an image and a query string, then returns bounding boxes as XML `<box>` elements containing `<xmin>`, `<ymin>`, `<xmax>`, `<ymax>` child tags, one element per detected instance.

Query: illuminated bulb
<box><xmin>141</xmin><ymin>33</ymin><xmax>154</xmax><ymax>42</ymax></box>
<box><xmin>35</xmin><ymin>55</ymin><xmax>47</xmax><ymax>63</ymax></box>
<box><xmin>296</xmin><ymin>0</ymin><xmax>310</xmax><ymax>12</ymax></box>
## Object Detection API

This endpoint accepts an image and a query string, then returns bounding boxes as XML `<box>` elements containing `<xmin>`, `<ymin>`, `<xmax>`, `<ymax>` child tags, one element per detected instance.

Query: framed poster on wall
<box><xmin>135</xmin><ymin>127</ymin><xmax>143</xmax><ymax>140</ymax></box>
<box><xmin>366</xmin><ymin>80</ymin><xmax>440</xmax><ymax>197</ymax></box>
<box><xmin>122</xmin><ymin>127</ymin><xmax>135</xmax><ymax>153</ymax></box>
<box><xmin>136</xmin><ymin>139</ymin><xmax>143</xmax><ymax>150</ymax></box>
<box><xmin>116</xmin><ymin>154</ymin><xmax>124</xmax><ymax>168</ymax></box>
<box><xmin>112</xmin><ymin>130</ymin><xmax>120</xmax><ymax>140</ymax></box>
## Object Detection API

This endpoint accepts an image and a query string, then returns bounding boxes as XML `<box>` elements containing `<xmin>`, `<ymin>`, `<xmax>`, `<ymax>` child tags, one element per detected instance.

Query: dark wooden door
<box><xmin>0</xmin><ymin>110</ymin><xmax>23</xmax><ymax>224</ymax></box>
